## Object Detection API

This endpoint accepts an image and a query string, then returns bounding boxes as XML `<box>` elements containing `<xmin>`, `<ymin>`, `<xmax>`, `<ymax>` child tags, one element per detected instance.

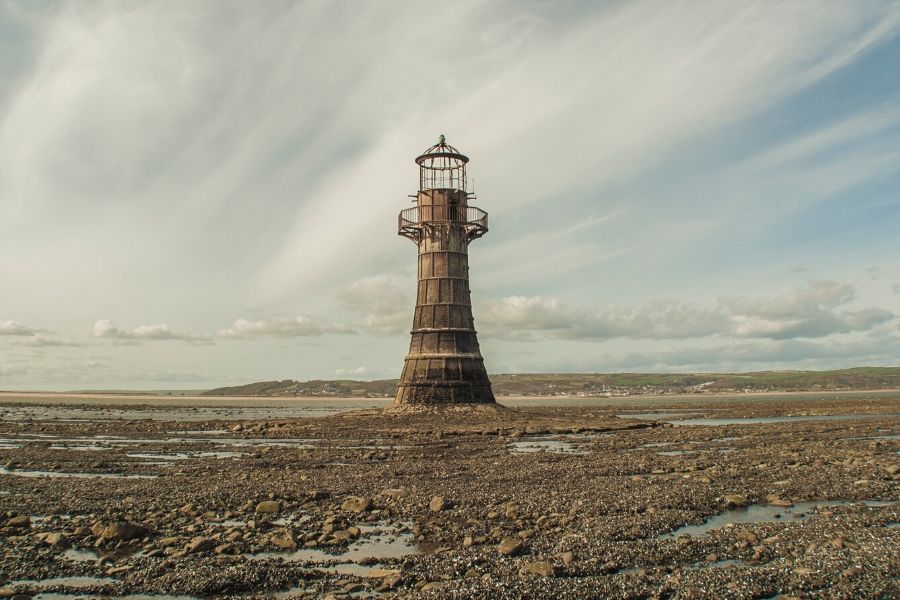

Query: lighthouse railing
<box><xmin>398</xmin><ymin>205</ymin><xmax>488</xmax><ymax>242</ymax></box>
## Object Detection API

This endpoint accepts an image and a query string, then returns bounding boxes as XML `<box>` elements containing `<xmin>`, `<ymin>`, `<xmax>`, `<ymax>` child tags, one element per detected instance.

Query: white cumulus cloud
<box><xmin>217</xmin><ymin>317</ymin><xmax>355</xmax><ymax>339</ymax></box>
<box><xmin>93</xmin><ymin>320</ymin><xmax>211</xmax><ymax>344</ymax></box>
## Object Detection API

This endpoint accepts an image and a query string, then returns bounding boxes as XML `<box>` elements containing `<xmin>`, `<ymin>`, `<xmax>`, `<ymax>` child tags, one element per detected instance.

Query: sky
<box><xmin>1</xmin><ymin>0</ymin><xmax>900</xmax><ymax>390</ymax></box>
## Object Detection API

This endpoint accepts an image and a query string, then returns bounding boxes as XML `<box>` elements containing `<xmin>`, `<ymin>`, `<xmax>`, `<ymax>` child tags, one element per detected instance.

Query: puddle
<box><xmin>618</xmin><ymin>559</ymin><xmax>748</xmax><ymax>575</ymax></box>
<box><xmin>126</xmin><ymin>451</ymin><xmax>248</xmax><ymax>460</ymax></box>
<box><xmin>10</xmin><ymin>576</ymin><xmax>119</xmax><ymax>589</ymax></box>
<box><xmin>663</xmin><ymin>500</ymin><xmax>895</xmax><ymax>538</ymax></box>
<box><xmin>507</xmin><ymin>438</ymin><xmax>588</xmax><ymax>454</ymax></box>
<box><xmin>845</xmin><ymin>433</ymin><xmax>900</xmax><ymax>441</ymax></box>
<box><xmin>16</xmin><ymin>436</ymin><xmax>319</xmax><ymax>450</ymax></box>
<box><xmin>0</xmin><ymin>467</ymin><xmax>157</xmax><ymax>480</ymax></box>
<box><xmin>62</xmin><ymin>549</ymin><xmax>101</xmax><ymax>563</ymax></box>
<box><xmin>50</xmin><ymin>444</ymin><xmax>113</xmax><ymax>451</ymax></box>
<box><xmin>36</xmin><ymin>596</ymin><xmax>196</xmax><ymax>600</ymax></box>
<box><xmin>247</xmin><ymin>523</ymin><xmax>420</xmax><ymax>571</ymax></box>
<box><xmin>617</xmin><ymin>411</ymin><xmax>706</xmax><ymax>421</ymax></box>
<box><xmin>671</xmin><ymin>414</ymin><xmax>899</xmax><ymax>426</ymax></box>
<box><xmin>167</xmin><ymin>429</ymin><xmax>229</xmax><ymax>435</ymax></box>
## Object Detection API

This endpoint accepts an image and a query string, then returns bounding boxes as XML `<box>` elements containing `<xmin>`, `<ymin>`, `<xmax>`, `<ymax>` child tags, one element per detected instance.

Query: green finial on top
<box><xmin>438</xmin><ymin>134</ymin><xmax>446</xmax><ymax>145</ymax></box>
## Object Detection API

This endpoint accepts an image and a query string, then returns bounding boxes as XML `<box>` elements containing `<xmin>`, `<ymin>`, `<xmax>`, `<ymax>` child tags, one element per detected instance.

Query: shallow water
<box><xmin>507</xmin><ymin>438</ymin><xmax>588</xmax><ymax>454</ymax></box>
<box><xmin>672</xmin><ymin>414</ymin><xmax>898</xmax><ymax>426</ymax></box>
<box><xmin>10</xmin><ymin>576</ymin><xmax>119</xmax><ymax>589</ymax></box>
<box><xmin>126</xmin><ymin>451</ymin><xmax>249</xmax><ymax>460</ymax></box>
<box><xmin>663</xmin><ymin>500</ymin><xmax>894</xmax><ymax>538</ymax></box>
<box><xmin>0</xmin><ymin>466</ymin><xmax>156</xmax><ymax>480</ymax></box>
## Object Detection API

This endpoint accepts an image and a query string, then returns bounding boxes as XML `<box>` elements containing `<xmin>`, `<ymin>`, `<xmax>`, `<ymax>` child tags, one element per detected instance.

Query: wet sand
<box><xmin>0</xmin><ymin>392</ymin><xmax>898</xmax><ymax>599</ymax></box>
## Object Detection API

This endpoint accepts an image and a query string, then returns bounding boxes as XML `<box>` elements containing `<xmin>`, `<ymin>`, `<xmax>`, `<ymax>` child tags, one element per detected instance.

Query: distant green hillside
<box><xmin>202</xmin><ymin>367</ymin><xmax>900</xmax><ymax>397</ymax></box>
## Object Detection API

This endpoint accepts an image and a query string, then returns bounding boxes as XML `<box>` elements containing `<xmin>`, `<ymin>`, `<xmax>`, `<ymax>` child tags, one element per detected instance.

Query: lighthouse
<box><xmin>394</xmin><ymin>136</ymin><xmax>496</xmax><ymax>406</ymax></box>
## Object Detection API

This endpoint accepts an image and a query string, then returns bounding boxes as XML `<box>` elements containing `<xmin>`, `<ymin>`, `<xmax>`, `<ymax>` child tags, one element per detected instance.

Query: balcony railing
<box><xmin>398</xmin><ymin>205</ymin><xmax>488</xmax><ymax>242</ymax></box>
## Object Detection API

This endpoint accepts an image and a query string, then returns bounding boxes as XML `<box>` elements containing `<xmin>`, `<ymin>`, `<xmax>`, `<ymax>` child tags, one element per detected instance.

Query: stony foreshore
<box><xmin>0</xmin><ymin>393</ymin><xmax>898</xmax><ymax>599</ymax></box>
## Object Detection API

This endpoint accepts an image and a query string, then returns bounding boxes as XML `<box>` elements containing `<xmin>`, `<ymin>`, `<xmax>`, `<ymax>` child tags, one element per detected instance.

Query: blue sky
<box><xmin>1</xmin><ymin>0</ymin><xmax>899</xmax><ymax>390</ymax></box>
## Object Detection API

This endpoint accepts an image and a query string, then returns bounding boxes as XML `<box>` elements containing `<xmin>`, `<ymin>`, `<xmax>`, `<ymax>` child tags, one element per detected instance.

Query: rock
<box><xmin>380</xmin><ymin>488</ymin><xmax>408</xmax><ymax>499</ymax></box>
<box><xmin>42</xmin><ymin>532</ymin><xmax>67</xmax><ymax>547</ymax></box>
<box><xmin>340</xmin><ymin>496</ymin><xmax>372</xmax><ymax>513</ymax></box>
<box><xmin>842</xmin><ymin>567</ymin><xmax>862</xmax><ymax>577</ymax></box>
<box><xmin>159</xmin><ymin>536</ymin><xmax>181</xmax><ymax>547</ymax></box>
<box><xmin>270</xmin><ymin>529</ymin><xmax>297</xmax><ymax>549</ymax></box>
<box><xmin>185</xmin><ymin>536</ymin><xmax>216</xmax><ymax>554</ymax></box>
<box><xmin>559</xmin><ymin>551</ymin><xmax>575</xmax><ymax>565</ymax></box>
<box><xmin>829</xmin><ymin>537</ymin><xmax>849</xmax><ymax>549</ymax></box>
<box><xmin>100</xmin><ymin>522</ymin><xmax>148</xmax><ymax>541</ymax></box>
<box><xmin>331</xmin><ymin>529</ymin><xmax>355</xmax><ymax>542</ymax></box>
<box><xmin>498</xmin><ymin>537</ymin><xmax>523</xmax><ymax>556</ymax></box>
<box><xmin>463</xmin><ymin>535</ymin><xmax>474</xmax><ymax>547</ymax></box>
<box><xmin>255</xmin><ymin>501</ymin><xmax>281</xmax><ymax>514</ymax></box>
<box><xmin>6</xmin><ymin>515</ymin><xmax>30</xmax><ymax>528</ymax></box>
<box><xmin>885</xmin><ymin>465</ymin><xmax>899</xmax><ymax>476</ymax></box>
<box><xmin>429</xmin><ymin>496</ymin><xmax>447</xmax><ymax>513</ymax></box>
<box><xmin>794</xmin><ymin>567</ymin><xmax>815</xmax><ymax>576</ymax></box>
<box><xmin>214</xmin><ymin>543</ymin><xmax>235</xmax><ymax>555</ymax></box>
<box><xmin>519</xmin><ymin>561</ymin><xmax>554</xmax><ymax>577</ymax></box>
<box><xmin>420</xmin><ymin>582</ymin><xmax>445</xmax><ymax>592</ymax></box>
<box><xmin>724</xmin><ymin>494</ymin><xmax>748</xmax><ymax>508</ymax></box>
<box><xmin>738</xmin><ymin>530</ymin><xmax>758</xmax><ymax>543</ymax></box>
<box><xmin>765</xmin><ymin>493</ymin><xmax>793</xmax><ymax>507</ymax></box>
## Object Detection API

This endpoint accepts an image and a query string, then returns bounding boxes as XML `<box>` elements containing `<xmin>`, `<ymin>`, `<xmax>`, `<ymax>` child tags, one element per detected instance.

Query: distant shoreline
<box><xmin>2</xmin><ymin>388</ymin><xmax>900</xmax><ymax>408</ymax></box>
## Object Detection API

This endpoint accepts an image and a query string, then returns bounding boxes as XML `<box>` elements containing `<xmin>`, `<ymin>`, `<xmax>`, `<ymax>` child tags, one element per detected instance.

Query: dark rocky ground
<box><xmin>0</xmin><ymin>394</ymin><xmax>898</xmax><ymax>599</ymax></box>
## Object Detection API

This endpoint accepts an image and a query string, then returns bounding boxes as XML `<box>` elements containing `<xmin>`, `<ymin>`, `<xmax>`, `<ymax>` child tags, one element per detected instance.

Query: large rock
<box><xmin>497</xmin><ymin>537</ymin><xmax>524</xmax><ymax>556</ymax></box>
<box><xmin>429</xmin><ymin>496</ymin><xmax>447</xmax><ymax>513</ymax></box>
<box><xmin>519</xmin><ymin>561</ymin><xmax>554</xmax><ymax>577</ymax></box>
<box><xmin>185</xmin><ymin>536</ymin><xmax>216</xmax><ymax>554</ymax></box>
<box><xmin>341</xmin><ymin>496</ymin><xmax>372</xmax><ymax>513</ymax></box>
<box><xmin>99</xmin><ymin>522</ymin><xmax>148</xmax><ymax>541</ymax></box>
<box><xmin>255</xmin><ymin>501</ymin><xmax>281</xmax><ymax>514</ymax></box>
<box><xmin>270</xmin><ymin>529</ymin><xmax>297</xmax><ymax>550</ymax></box>
<box><xmin>5</xmin><ymin>515</ymin><xmax>30</xmax><ymax>528</ymax></box>
<box><xmin>724</xmin><ymin>494</ymin><xmax>748</xmax><ymax>508</ymax></box>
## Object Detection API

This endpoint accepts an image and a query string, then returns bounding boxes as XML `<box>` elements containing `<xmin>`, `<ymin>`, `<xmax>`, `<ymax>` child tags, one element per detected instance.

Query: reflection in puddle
<box><xmin>664</xmin><ymin>500</ymin><xmax>894</xmax><ymax>538</ymax></box>
<box><xmin>0</xmin><ymin>467</ymin><xmax>156</xmax><ymax>480</ymax></box>
<box><xmin>507</xmin><ymin>438</ymin><xmax>588</xmax><ymax>454</ymax></box>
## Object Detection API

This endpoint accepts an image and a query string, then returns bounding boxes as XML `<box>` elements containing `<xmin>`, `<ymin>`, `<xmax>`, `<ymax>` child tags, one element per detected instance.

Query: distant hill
<box><xmin>202</xmin><ymin>367</ymin><xmax>900</xmax><ymax>397</ymax></box>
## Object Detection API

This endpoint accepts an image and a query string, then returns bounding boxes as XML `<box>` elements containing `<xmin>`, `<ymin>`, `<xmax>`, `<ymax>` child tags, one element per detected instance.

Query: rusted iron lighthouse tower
<box><xmin>394</xmin><ymin>136</ymin><xmax>495</xmax><ymax>406</ymax></box>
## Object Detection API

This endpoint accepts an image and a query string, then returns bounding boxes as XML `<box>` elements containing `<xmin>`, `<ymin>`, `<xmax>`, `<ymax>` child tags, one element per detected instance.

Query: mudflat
<box><xmin>0</xmin><ymin>392</ymin><xmax>897</xmax><ymax>599</ymax></box>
